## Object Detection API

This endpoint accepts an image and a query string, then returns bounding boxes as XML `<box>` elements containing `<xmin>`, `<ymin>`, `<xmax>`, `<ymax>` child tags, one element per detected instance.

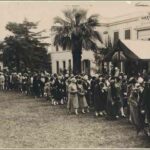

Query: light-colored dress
<box><xmin>0</xmin><ymin>75</ymin><xmax>5</xmax><ymax>90</ymax></box>
<box><xmin>77</xmin><ymin>84</ymin><xmax>88</xmax><ymax>109</ymax></box>
<box><xmin>67</xmin><ymin>83</ymin><xmax>79</xmax><ymax>111</ymax></box>
<box><xmin>128</xmin><ymin>87</ymin><xmax>140</xmax><ymax>128</ymax></box>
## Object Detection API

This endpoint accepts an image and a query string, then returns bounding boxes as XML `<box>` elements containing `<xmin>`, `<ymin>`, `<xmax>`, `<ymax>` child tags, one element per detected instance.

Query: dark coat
<box><xmin>93</xmin><ymin>83</ymin><xmax>106</xmax><ymax>112</ymax></box>
<box><xmin>143</xmin><ymin>84</ymin><xmax>150</xmax><ymax>122</ymax></box>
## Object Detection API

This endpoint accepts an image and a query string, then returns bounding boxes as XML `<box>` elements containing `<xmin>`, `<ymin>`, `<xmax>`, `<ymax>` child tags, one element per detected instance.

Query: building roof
<box><xmin>104</xmin><ymin>39</ymin><xmax>150</xmax><ymax>61</ymax></box>
<box><xmin>100</xmin><ymin>11</ymin><xmax>150</xmax><ymax>26</ymax></box>
<box><xmin>121</xmin><ymin>40</ymin><xmax>150</xmax><ymax>59</ymax></box>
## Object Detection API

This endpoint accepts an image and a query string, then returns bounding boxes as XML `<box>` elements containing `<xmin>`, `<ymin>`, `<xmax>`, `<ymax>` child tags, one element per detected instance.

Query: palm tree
<box><xmin>51</xmin><ymin>8</ymin><xmax>102</xmax><ymax>74</ymax></box>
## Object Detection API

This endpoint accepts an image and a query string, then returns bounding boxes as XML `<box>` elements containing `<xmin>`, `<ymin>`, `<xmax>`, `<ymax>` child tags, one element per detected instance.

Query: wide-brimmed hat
<box><xmin>65</xmin><ymin>74</ymin><xmax>69</xmax><ymax>78</ymax></box>
<box><xmin>138</xmin><ymin>77</ymin><xmax>144</xmax><ymax>84</ymax></box>
<box><xmin>71</xmin><ymin>78</ymin><xmax>76</xmax><ymax>83</ymax></box>
<box><xmin>83</xmin><ymin>75</ymin><xmax>88</xmax><ymax>80</ymax></box>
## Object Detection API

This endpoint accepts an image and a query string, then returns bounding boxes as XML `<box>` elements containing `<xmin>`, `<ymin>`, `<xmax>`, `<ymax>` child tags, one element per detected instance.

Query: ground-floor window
<box><xmin>68</xmin><ymin>59</ymin><xmax>71</xmax><ymax>74</ymax></box>
<box><xmin>63</xmin><ymin>61</ymin><xmax>66</xmax><ymax>70</ymax></box>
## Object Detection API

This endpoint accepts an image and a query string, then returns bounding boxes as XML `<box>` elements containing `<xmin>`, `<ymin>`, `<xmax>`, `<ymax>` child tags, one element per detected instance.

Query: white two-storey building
<box><xmin>50</xmin><ymin>11</ymin><xmax>150</xmax><ymax>75</ymax></box>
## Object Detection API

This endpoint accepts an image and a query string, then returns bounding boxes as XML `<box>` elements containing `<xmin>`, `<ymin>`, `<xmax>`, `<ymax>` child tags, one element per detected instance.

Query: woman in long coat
<box><xmin>67</xmin><ymin>78</ymin><xmax>79</xmax><ymax>115</ymax></box>
<box><xmin>107</xmin><ymin>79</ymin><xmax>121</xmax><ymax>119</ymax></box>
<box><xmin>77</xmin><ymin>79</ymin><xmax>88</xmax><ymax>113</ymax></box>
<box><xmin>115</xmin><ymin>77</ymin><xmax>126</xmax><ymax>117</ymax></box>
<box><xmin>93</xmin><ymin>79</ymin><xmax>105</xmax><ymax>116</ymax></box>
<box><xmin>143</xmin><ymin>81</ymin><xmax>150</xmax><ymax>136</ymax></box>
<box><xmin>128</xmin><ymin>83</ymin><xmax>142</xmax><ymax>133</ymax></box>
<box><xmin>33</xmin><ymin>74</ymin><xmax>40</xmax><ymax>98</ymax></box>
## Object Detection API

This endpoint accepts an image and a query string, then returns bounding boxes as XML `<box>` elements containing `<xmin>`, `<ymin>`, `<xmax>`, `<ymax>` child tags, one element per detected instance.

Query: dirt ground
<box><xmin>0</xmin><ymin>91</ymin><xmax>149</xmax><ymax>148</ymax></box>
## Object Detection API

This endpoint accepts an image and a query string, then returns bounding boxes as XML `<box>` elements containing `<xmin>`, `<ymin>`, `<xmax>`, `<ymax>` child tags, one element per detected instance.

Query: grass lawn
<box><xmin>0</xmin><ymin>91</ymin><xmax>149</xmax><ymax>148</ymax></box>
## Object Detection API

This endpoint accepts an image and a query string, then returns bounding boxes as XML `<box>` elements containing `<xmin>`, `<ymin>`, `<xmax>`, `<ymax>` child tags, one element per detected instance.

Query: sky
<box><xmin>0</xmin><ymin>1</ymin><xmax>150</xmax><ymax>42</ymax></box>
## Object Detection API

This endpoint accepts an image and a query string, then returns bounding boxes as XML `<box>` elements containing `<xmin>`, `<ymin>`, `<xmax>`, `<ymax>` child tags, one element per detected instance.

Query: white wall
<box><xmin>51</xmin><ymin>51</ymin><xmax>72</xmax><ymax>74</ymax></box>
<box><xmin>50</xmin><ymin>49</ymin><xmax>96</xmax><ymax>75</ymax></box>
<box><xmin>50</xmin><ymin>11</ymin><xmax>150</xmax><ymax>74</ymax></box>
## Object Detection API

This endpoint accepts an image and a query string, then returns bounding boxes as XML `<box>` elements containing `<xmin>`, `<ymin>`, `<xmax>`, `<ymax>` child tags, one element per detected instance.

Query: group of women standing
<box><xmin>0</xmin><ymin>70</ymin><xmax>150</xmax><ymax>136</ymax></box>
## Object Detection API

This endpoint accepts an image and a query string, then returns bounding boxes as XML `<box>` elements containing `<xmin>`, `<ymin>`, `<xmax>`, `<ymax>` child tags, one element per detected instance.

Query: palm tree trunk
<box><xmin>16</xmin><ymin>54</ymin><xmax>20</xmax><ymax>72</ymax></box>
<box><xmin>72</xmin><ymin>50</ymin><xmax>82</xmax><ymax>75</ymax></box>
<box><xmin>71</xmin><ymin>32</ymin><xmax>82</xmax><ymax>75</ymax></box>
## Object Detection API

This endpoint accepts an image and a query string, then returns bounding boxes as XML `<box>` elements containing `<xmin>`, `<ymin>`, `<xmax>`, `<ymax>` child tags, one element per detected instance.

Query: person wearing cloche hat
<box><xmin>128</xmin><ymin>80</ymin><xmax>141</xmax><ymax>132</ymax></box>
<box><xmin>67</xmin><ymin>77</ymin><xmax>79</xmax><ymax>115</ymax></box>
<box><xmin>142</xmin><ymin>79</ymin><xmax>150</xmax><ymax>136</ymax></box>
<box><xmin>77</xmin><ymin>79</ymin><xmax>88</xmax><ymax>114</ymax></box>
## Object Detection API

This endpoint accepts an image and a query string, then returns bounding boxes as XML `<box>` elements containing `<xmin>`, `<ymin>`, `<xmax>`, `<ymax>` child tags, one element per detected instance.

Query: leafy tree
<box><xmin>94</xmin><ymin>36</ymin><xmax>113</xmax><ymax>73</ymax></box>
<box><xmin>51</xmin><ymin>8</ymin><xmax>102</xmax><ymax>74</ymax></box>
<box><xmin>2</xmin><ymin>19</ymin><xmax>50</xmax><ymax>73</ymax></box>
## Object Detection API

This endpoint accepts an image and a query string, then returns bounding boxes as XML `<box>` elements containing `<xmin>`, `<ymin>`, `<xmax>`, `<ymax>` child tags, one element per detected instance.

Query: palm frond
<box><xmin>82</xmin><ymin>38</ymin><xmax>98</xmax><ymax>52</ymax></box>
<box><xmin>63</xmin><ymin>9</ymin><xmax>75</xmax><ymax>26</ymax></box>
<box><xmin>54</xmin><ymin>16</ymin><xmax>70</xmax><ymax>26</ymax></box>
<box><xmin>75</xmin><ymin>9</ymin><xmax>87</xmax><ymax>26</ymax></box>
<box><xmin>53</xmin><ymin>33</ymin><xmax>71</xmax><ymax>50</ymax></box>
<box><xmin>87</xmin><ymin>14</ymin><xmax>100</xmax><ymax>27</ymax></box>
<box><xmin>91</xmin><ymin>30</ymin><xmax>102</xmax><ymax>43</ymax></box>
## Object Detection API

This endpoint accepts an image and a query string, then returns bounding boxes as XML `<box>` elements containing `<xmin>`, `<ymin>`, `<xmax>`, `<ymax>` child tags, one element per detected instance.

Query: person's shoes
<box><xmin>82</xmin><ymin>110</ymin><xmax>85</xmax><ymax>114</ymax></box>
<box><xmin>60</xmin><ymin>99</ymin><xmax>64</xmax><ymax>105</ymax></box>
<box><xmin>95</xmin><ymin>112</ymin><xmax>99</xmax><ymax>117</ymax></box>
<box><xmin>99</xmin><ymin>112</ymin><xmax>103</xmax><ymax>116</ymax></box>
<box><xmin>121</xmin><ymin>115</ymin><xmax>126</xmax><ymax>118</ymax></box>
<box><xmin>115</xmin><ymin>115</ymin><xmax>119</xmax><ymax>119</ymax></box>
<box><xmin>53</xmin><ymin>101</ymin><xmax>57</xmax><ymax>105</ymax></box>
<box><xmin>75</xmin><ymin>112</ymin><xmax>78</xmax><ymax>115</ymax></box>
<box><xmin>103</xmin><ymin>111</ymin><xmax>107</xmax><ymax>116</ymax></box>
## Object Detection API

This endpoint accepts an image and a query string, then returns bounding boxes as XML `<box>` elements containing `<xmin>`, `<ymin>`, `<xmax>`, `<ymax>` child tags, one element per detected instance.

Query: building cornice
<box><xmin>100</xmin><ymin>17</ymin><xmax>139</xmax><ymax>27</ymax></box>
<box><xmin>135</xmin><ymin>26</ymin><xmax>150</xmax><ymax>31</ymax></box>
<box><xmin>50</xmin><ymin>50</ymin><xmax>71</xmax><ymax>54</ymax></box>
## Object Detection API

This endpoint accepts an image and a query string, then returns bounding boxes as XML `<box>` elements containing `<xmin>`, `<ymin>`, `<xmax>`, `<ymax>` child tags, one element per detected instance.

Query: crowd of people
<box><xmin>0</xmin><ymin>67</ymin><xmax>150</xmax><ymax>136</ymax></box>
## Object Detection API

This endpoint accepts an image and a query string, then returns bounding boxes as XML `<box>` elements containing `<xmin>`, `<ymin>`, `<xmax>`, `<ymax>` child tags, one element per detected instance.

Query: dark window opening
<box><xmin>125</xmin><ymin>29</ymin><xmax>131</xmax><ymax>39</ymax></box>
<box><xmin>114</xmin><ymin>31</ymin><xmax>119</xmax><ymax>44</ymax></box>
<box><xmin>63</xmin><ymin>61</ymin><xmax>66</xmax><ymax>70</ymax></box>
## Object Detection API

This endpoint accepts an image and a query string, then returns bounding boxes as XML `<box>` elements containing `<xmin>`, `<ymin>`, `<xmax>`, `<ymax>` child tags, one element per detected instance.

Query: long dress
<box><xmin>93</xmin><ymin>83</ymin><xmax>101</xmax><ymax>112</ymax></box>
<box><xmin>82</xmin><ymin>80</ymin><xmax>91</xmax><ymax>106</ymax></box>
<box><xmin>0</xmin><ymin>75</ymin><xmax>5</xmax><ymax>90</ymax></box>
<box><xmin>33</xmin><ymin>76</ymin><xmax>40</xmax><ymax>97</ymax></box>
<box><xmin>94</xmin><ymin>82</ymin><xmax>106</xmax><ymax>112</ymax></box>
<box><xmin>107</xmin><ymin>83</ymin><xmax>121</xmax><ymax>118</ymax></box>
<box><xmin>77</xmin><ymin>84</ymin><xmax>88</xmax><ymax>109</ymax></box>
<box><xmin>143</xmin><ymin>84</ymin><xmax>150</xmax><ymax>125</ymax></box>
<box><xmin>129</xmin><ymin>88</ymin><xmax>141</xmax><ymax>131</ymax></box>
<box><xmin>67</xmin><ymin>83</ymin><xmax>79</xmax><ymax>112</ymax></box>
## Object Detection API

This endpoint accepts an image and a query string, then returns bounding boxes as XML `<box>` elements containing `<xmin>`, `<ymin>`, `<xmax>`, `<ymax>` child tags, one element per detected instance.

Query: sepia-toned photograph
<box><xmin>0</xmin><ymin>0</ymin><xmax>150</xmax><ymax>149</ymax></box>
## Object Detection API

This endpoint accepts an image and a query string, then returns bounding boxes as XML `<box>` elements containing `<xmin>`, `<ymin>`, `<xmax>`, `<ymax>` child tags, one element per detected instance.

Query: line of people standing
<box><xmin>0</xmin><ymin>69</ymin><xmax>150</xmax><ymax>136</ymax></box>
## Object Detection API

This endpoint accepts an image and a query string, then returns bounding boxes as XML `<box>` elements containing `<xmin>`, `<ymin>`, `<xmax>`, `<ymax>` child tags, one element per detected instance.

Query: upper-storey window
<box><xmin>125</xmin><ymin>29</ymin><xmax>131</xmax><ymax>40</ymax></box>
<box><xmin>114</xmin><ymin>31</ymin><xmax>119</xmax><ymax>44</ymax></box>
<box><xmin>56</xmin><ymin>45</ymin><xmax>59</xmax><ymax>51</ymax></box>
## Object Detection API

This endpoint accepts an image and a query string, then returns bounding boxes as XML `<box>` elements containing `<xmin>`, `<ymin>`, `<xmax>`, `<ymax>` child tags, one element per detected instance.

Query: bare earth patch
<box><xmin>0</xmin><ymin>91</ymin><xmax>149</xmax><ymax>148</ymax></box>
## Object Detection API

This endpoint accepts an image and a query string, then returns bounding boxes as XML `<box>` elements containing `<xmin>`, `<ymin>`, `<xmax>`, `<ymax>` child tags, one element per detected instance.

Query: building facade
<box><xmin>50</xmin><ymin>47</ymin><xmax>97</xmax><ymax>75</ymax></box>
<box><xmin>50</xmin><ymin>11</ymin><xmax>150</xmax><ymax>75</ymax></box>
